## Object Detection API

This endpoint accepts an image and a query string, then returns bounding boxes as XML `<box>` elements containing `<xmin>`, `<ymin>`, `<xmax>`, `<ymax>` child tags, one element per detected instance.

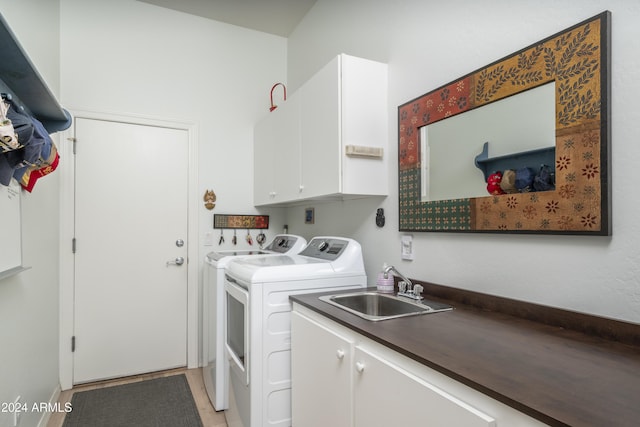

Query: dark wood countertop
<box><xmin>290</xmin><ymin>285</ymin><xmax>640</xmax><ymax>427</ymax></box>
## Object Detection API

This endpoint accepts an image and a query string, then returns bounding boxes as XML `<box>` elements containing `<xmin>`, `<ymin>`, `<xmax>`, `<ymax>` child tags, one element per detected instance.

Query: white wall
<box><xmin>0</xmin><ymin>1</ymin><xmax>61</xmax><ymax>426</ymax></box>
<box><xmin>285</xmin><ymin>0</ymin><xmax>640</xmax><ymax>323</ymax></box>
<box><xmin>59</xmin><ymin>0</ymin><xmax>289</xmax><ymax>266</ymax></box>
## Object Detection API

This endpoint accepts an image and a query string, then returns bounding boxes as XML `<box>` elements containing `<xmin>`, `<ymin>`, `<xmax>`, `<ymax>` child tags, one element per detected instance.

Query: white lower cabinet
<box><xmin>292</xmin><ymin>305</ymin><xmax>548</xmax><ymax>427</ymax></box>
<box><xmin>291</xmin><ymin>309</ymin><xmax>354</xmax><ymax>427</ymax></box>
<box><xmin>353</xmin><ymin>346</ymin><xmax>495</xmax><ymax>427</ymax></box>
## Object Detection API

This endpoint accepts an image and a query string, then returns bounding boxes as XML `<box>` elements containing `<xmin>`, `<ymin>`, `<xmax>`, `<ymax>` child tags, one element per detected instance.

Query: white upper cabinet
<box><xmin>254</xmin><ymin>92</ymin><xmax>301</xmax><ymax>205</ymax></box>
<box><xmin>254</xmin><ymin>54</ymin><xmax>388</xmax><ymax>206</ymax></box>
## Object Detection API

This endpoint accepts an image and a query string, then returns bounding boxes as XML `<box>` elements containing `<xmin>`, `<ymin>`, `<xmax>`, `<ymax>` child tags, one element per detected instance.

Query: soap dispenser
<box><xmin>376</xmin><ymin>263</ymin><xmax>395</xmax><ymax>294</ymax></box>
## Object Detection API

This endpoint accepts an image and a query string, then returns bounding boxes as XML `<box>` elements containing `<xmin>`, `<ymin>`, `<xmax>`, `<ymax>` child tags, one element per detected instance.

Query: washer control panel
<box><xmin>299</xmin><ymin>238</ymin><xmax>349</xmax><ymax>260</ymax></box>
<box><xmin>264</xmin><ymin>235</ymin><xmax>304</xmax><ymax>253</ymax></box>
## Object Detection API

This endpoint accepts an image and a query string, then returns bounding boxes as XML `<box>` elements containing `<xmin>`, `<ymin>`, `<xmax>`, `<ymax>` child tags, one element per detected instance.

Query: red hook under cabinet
<box><xmin>269</xmin><ymin>83</ymin><xmax>287</xmax><ymax>112</ymax></box>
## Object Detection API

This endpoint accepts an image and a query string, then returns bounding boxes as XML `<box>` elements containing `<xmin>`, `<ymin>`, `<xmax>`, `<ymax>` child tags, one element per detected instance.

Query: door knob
<box><xmin>166</xmin><ymin>256</ymin><xmax>185</xmax><ymax>266</ymax></box>
<box><xmin>175</xmin><ymin>239</ymin><xmax>184</xmax><ymax>247</ymax></box>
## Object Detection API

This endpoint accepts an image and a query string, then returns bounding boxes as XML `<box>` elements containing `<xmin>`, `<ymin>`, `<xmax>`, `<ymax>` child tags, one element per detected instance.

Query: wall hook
<box><xmin>376</xmin><ymin>208</ymin><xmax>385</xmax><ymax>227</ymax></box>
<box><xmin>269</xmin><ymin>82</ymin><xmax>287</xmax><ymax>112</ymax></box>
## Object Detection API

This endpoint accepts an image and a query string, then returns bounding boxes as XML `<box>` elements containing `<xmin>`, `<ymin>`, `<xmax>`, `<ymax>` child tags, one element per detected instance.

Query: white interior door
<box><xmin>73</xmin><ymin>117</ymin><xmax>189</xmax><ymax>384</ymax></box>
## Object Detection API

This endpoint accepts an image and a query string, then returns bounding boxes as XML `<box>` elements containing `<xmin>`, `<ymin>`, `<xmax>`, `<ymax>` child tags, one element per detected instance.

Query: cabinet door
<box><xmin>354</xmin><ymin>346</ymin><xmax>496</xmax><ymax>427</ymax></box>
<box><xmin>299</xmin><ymin>55</ymin><xmax>341</xmax><ymax>199</ymax></box>
<box><xmin>254</xmin><ymin>112</ymin><xmax>276</xmax><ymax>206</ymax></box>
<box><xmin>272</xmin><ymin>94</ymin><xmax>301</xmax><ymax>203</ymax></box>
<box><xmin>340</xmin><ymin>55</ymin><xmax>388</xmax><ymax>196</ymax></box>
<box><xmin>291</xmin><ymin>311</ymin><xmax>353</xmax><ymax>427</ymax></box>
<box><xmin>254</xmin><ymin>95</ymin><xmax>301</xmax><ymax>205</ymax></box>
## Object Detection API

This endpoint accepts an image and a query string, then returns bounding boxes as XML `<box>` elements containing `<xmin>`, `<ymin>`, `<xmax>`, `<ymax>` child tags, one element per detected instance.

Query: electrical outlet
<box><xmin>401</xmin><ymin>234</ymin><xmax>414</xmax><ymax>260</ymax></box>
<box><xmin>204</xmin><ymin>231</ymin><xmax>213</xmax><ymax>246</ymax></box>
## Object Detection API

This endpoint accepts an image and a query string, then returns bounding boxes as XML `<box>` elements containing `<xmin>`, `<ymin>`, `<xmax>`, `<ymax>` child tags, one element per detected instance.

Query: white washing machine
<box><xmin>202</xmin><ymin>234</ymin><xmax>307</xmax><ymax>411</ymax></box>
<box><xmin>223</xmin><ymin>237</ymin><xmax>367</xmax><ymax>427</ymax></box>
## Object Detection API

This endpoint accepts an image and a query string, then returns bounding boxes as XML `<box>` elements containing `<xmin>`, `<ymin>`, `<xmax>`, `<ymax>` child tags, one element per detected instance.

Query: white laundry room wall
<box><xmin>284</xmin><ymin>0</ymin><xmax>640</xmax><ymax>323</ymax></box>
<box><xmin>59</xmin><ymin>0</ymin><xmax>289</xmax><ymax>256</ymax></box>
<box><xmin>0</xmin><ymin>1</ymin><xmax>62</xmax><ymax>427</ymax></box>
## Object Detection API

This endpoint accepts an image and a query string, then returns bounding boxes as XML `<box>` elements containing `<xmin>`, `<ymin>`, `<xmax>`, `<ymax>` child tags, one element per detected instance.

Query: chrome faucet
<box><xmin>383</xmin><ymin>265</ymin><xmax>423</xmax><ymax>300</ymax></box>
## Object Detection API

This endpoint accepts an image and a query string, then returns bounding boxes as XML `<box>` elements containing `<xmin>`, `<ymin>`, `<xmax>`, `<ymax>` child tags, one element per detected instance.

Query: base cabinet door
<box><xmin>291</xmin><ymin>311</ymin><xmax>353</xmax><ymax>427</ymax></box>
<box><xmin>353</xmin><ymin>346</ymin><xmax>496</xmax><ymax>427</ymax></box>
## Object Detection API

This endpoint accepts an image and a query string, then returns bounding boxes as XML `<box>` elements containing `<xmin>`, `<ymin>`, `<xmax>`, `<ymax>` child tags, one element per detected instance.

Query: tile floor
<box><xmin>46</xmin><ymin>367</ymin><xmax>227</xmax><ymax>427</ymax></box>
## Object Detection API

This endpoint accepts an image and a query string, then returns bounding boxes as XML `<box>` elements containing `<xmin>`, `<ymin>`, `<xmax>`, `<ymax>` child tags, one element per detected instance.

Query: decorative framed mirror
<box><xmin>398</xmin><ymin>11</ymin><xmax>611</xmax><ymax>235</ymax></box>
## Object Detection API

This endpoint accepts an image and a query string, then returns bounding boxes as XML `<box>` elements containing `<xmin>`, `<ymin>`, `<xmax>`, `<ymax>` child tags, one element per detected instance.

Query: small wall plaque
<box><xmin>203</xmin><ymin>190</ymin><xmax>216</xmax><ymax>210</ymax></box>
<box><xmin>214</xmin><ymin>214</ymin><xmax>269</xmax><ymax>229</ymax></box>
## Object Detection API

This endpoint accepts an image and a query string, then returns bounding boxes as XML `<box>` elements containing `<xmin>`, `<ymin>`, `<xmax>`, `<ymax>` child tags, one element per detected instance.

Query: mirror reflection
<box><xmin>421</xmin><ymin>82</ymin><xmax>555</xmax><ymax>202</ymax></box>
<box><xmin>398</xmin><ymin>12</ymin><xmax>610</xmax><ymax>234</ymax></box>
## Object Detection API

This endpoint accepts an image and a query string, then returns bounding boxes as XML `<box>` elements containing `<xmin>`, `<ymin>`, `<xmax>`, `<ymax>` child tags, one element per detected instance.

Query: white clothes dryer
<box><xmin>223</xmin><ymin>237</ymin><xmax>367</xmax><ymax>427</ymax></box>
<box><xmin>202</xmin><ymin>234</ymin><xmax>306</xmax><ymax>411</ymax></box>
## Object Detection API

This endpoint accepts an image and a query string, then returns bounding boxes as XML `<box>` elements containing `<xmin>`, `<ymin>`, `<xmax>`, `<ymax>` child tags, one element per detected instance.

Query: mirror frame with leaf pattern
<box><xmin>398</xmin><ymin>11</ymin><xmax>611</xmax><ymax>235</ymax></box>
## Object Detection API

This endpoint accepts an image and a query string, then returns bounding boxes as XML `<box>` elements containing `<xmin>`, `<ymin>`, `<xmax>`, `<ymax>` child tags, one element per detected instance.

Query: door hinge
<box><xmin>71</xmin><ymin>336</ymin><xmax>76</xmax><ymax>352</ymax></box>
<box><xmin>72</xmin><ymin>238</ymin><xmax>76</xmax><ymax>253</ymax></box>
<box><xmin>67</xmin><ymin>137</ymin><xmax>77</xmax><ymax>154</ymax></box>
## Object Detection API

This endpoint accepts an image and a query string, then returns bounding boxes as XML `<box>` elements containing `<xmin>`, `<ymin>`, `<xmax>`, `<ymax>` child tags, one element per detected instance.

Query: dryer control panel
<box><xmin>299</xmin><ymin>238</ymin><xmax>350</xmax><ymax>260</ymax></box>
<box><xmin>264</xmin><ymin>235</ymin><xmax>305</xmax><ymax>253</ymax></box>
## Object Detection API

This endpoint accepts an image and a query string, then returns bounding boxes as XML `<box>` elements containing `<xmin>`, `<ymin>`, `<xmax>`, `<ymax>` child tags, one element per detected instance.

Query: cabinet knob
<box><xmin>336</xmin><ymin>349</ymin><xmax>345</xmax><ymax>360</ymax></box>
<box><xmin>355</xmin><ymin>362</ymin><xmax>365</xmax><ymax>373</ymax></box>
<box><xmin>299</xmin><ymin>184</ymin><xmax>304</xmax><ymax>192</ymax></box>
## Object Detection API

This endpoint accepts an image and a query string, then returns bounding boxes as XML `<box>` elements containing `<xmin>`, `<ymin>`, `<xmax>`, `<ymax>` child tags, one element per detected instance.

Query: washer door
<box><xmin>225</xmin><ymin>276</ymin><xmax>250</xmax><ymax>386</ymax></box>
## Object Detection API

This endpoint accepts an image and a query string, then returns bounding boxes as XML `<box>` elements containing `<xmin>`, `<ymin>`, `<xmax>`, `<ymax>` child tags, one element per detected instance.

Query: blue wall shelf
<box><xmin>474</xmin><ymin>142</ymin><xmax>555</xmax><ymax>182</ymax></box>
<box><xmin>0</xmin><ymin>13</ymin><xmax>71</xmax><ymax>133</ymax></box>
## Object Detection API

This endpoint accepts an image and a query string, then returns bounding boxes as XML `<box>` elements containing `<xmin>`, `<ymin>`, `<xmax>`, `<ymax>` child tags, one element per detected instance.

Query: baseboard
<box><xmin>37</xmin><ymin>385</ymin><xmax>61</xmax><ymax>427</ymax></box>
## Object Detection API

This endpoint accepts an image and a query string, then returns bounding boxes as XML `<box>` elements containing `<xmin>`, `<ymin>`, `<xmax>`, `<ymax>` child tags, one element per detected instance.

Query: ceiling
<box><xmin>137</xmin><ymin>0</ymin><xmax>317</xmax><ymax>37</ymax></box>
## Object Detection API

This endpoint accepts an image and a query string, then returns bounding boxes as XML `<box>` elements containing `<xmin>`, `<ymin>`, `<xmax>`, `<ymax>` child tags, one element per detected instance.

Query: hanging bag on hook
<box><xmin>0</xmin><ymin>96</ymin><xmax>36</xmax><ymax>186</ymax></box>
<box><xmin>13</xmin><ymin>117</ymin><xmax>58</xmax><ymax>192</ymax></box>
<box><xmin>0</xmin><ymin>95</ymin><xmax>33</xmax><ymax>153</ymax></box>
<box><xmin>0</xmin><ymin>99</ymin><xmax>19</xmax><ymax>152</ymax></box>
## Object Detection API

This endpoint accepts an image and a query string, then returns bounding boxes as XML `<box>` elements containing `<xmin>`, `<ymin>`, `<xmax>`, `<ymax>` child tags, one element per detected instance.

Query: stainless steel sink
<box><xmin>319</xmin><ymin>291</ymin><xmax>453</xmax><ymax>321</ymax></box>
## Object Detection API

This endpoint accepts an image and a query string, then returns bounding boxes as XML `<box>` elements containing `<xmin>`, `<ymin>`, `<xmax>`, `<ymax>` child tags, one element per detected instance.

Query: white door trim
<box><xmin>58</xmin><ymin>110</ymin><xmax>199</xmax><ymax>390</ymax></box>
